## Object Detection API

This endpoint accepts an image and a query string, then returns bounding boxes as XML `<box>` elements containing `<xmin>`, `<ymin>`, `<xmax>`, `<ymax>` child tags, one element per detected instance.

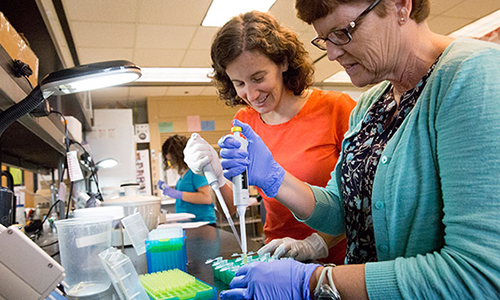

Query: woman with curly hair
<box><xmin>184</xmin><ymin>10</ymin><xmax>356</xmax><ymax>264</ymax></box>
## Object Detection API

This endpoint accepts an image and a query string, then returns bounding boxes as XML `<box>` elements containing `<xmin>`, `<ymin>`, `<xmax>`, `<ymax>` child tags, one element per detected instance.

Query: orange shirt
<box><xmin>235</xmin><ymin>89</ymin><xmax>356</xmax><ymax>264</ymax></box>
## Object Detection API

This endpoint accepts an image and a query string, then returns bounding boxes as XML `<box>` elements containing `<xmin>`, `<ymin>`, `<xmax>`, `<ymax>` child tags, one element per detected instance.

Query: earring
<box><xmin>399</xmin><ymin>16</ymin><xmax>406</xmax><ymax>25</ymax></box>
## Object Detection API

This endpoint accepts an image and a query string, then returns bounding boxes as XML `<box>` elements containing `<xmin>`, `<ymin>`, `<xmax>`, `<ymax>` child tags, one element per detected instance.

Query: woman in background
<box><xmin>158</xmin><ymin>135</ymin><xmax>216</xmax><ymax>225</ymax></box>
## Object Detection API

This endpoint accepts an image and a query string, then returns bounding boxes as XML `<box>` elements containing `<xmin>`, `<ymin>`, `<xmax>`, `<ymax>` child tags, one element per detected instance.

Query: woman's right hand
<box><xmin>184</xmin><ymin>133</ymin><xmax>226</xmax><ymax>187</ymax></box>
<box><xmin>218</xmin><ymin>119</ymin><xmax>285</xmax><ymax>198</ymax></box>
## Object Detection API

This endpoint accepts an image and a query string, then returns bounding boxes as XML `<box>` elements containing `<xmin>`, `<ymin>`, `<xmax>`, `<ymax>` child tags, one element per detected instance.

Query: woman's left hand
<box><xmin>219</xmin><ymin>260</ymin><xmax>320</xmax><ymax>300</ymax></box>
<box><xmin>157</xmin><ymin>180</ymin><xmax>183</xmax><ymax>199</ymax></box>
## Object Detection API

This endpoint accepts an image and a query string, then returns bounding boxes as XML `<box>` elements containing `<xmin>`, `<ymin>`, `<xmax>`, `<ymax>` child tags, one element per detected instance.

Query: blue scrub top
<box><xmin>175</xmin><ymin>169</ymin><xmax>216</xmax><ymax>224</ymax></box>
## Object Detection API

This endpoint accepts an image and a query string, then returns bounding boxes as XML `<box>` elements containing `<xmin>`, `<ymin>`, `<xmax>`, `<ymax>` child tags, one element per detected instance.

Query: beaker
<box><xmin>54</xmin><ymin>217</ymin><xmax>113</xmax><ymax>296</ymax></box>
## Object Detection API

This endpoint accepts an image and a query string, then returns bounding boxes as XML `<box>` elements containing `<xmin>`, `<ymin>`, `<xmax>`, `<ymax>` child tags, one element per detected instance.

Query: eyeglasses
<box><xmin>311</xmin><ymin>0</ymin><xmax>381</xmax><ymax>50</ymax></box>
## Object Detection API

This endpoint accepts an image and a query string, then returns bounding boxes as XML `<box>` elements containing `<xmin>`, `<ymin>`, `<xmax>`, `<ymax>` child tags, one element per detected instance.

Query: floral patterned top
<box><xmin>340</xmin><ymin>56</ymin><xmax>441</xmax><ymax>264</ymax></box>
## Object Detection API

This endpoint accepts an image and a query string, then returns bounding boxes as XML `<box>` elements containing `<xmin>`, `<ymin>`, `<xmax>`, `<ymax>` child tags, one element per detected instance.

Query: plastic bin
<box><xmin>54</xmin><ymin>217</ymin><xmax>112</xmax><ymax>296</ymax></box>
<box><xmin>145</xmin><ymin>227</ymin><xmax>187</xmax><ymax>273</ymax></box>
<box><xmin>99</xmin><ymin>247</ymin><xmax>149</xmax><ymax>300</ymax></box>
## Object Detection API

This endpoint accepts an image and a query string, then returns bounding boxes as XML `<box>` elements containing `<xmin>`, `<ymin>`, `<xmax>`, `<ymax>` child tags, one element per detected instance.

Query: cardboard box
<box><xmin>0</xmin><ymin>12</ymin><xmax>39</xmax><ymax>86</ymax></box>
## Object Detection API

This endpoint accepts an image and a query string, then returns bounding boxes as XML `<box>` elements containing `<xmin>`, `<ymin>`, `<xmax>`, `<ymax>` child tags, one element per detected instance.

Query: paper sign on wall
<box><xmin>201</xmin><ymin>120</ymin><xmax>215</xmax><ymax>131</ymax></box>
<box><xmin>187</xmin><ymin>115</ymin><xmax>201</xmax><ymax>132</ymax></box>
<box><xmin>159</xmin><ymin>122</ymin><xmax>173</xmax><ymax>133</ymax></box>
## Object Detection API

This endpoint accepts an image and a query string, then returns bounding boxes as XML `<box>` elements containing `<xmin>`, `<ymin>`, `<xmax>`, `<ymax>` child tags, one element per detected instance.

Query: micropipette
<box><xmin>189</xmin><ymin>133</ymin><xmax>241</xmax><ymax>249</ymax></box>
<box><xmin>228</xmin><ymin>126</ymin><xmax>250</xmax><ymax>263</ymax></box>
<box><xmin>204</xmin><ymin>163</ymin><xmax>242</xmax><ymax>248</ymax></box>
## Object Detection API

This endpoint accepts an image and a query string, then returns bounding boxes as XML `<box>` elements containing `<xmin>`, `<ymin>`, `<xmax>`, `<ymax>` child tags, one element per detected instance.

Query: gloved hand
<box><xmin>157</xmin><ymin>180</ymin><xmax>183</xmax><ymax>199</ymax></box>
<box><xmin>218</xmin><ymin>119</ymin><xmax>285</xmax><ymax>198</ymax></box>
<box><xmin>257</xmin><ymin>233</ymin><xmax>329</xmax><ymax>262</ymax></box>
<box><xmin>219</xmin><ymin>259</ymin><xmax>320</xmax><ymax>300</ymax></box>
<box><xmin>184</xmin><ymin>133</ymin><xmax>226</xmax><ymax>188</ymax></box>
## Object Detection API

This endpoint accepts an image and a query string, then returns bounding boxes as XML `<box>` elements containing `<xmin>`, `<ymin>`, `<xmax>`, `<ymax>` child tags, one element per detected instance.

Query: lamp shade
<box><xmin>40</xmin><ymin>60</ymin><xmax>141</xmax><ymax>98</ymax></box>
<box><xmin>96</xmin><ymin>158</ymin><xmax>118</xmax><ymax>170</ymax></box>
<box><xmin>0</xmin><ymin>60</ymin><xmax>141</xmax><ymax>137</ymax></box>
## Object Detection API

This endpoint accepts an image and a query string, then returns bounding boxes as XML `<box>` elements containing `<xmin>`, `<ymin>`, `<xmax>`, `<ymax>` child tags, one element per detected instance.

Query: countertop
<box><xmin>38</xmin><ymin>224</ymin><xmax>261</xmax><ymax>299</ymax></box>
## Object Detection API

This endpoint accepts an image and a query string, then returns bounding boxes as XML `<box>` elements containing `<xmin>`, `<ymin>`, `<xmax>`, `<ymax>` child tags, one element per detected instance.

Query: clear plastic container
<box><xmin>73</xmin><ymin>206</ymin><xmax>125</xmax><ymax>247</ymax></box>
<box><xmin>99</xmin><ymin>247</ymin><xmax>149</xmax><ymax>300</ymax></box>
<box><xmin>54</xmin><ymin>217</ymin><xmax>113</xmax><ymax>296</ymax></box>
<box><xmin>121</xmin><ymin>212</ymin><xmax>149</xmax><ymax>256</ymax></box>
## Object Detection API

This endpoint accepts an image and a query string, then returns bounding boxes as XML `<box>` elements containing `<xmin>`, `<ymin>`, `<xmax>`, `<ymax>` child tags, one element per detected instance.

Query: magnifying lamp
<box><xmin>0</xmin><ymin>60</ymin><xmax>141</xmax><ymax>137</ymax></box>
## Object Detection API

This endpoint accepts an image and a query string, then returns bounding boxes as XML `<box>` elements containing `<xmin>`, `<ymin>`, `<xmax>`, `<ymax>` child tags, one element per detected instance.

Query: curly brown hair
<box><xmin>210</xmin><ymin>10</ymin><xmax>314</xmax><ymax>107</ymax></box>
<box><xmin>295</xmin><ymin>0</ymin><xmax>430</xmax><ymax>25</ymax></box>
<box><xmin>162</xmin><ymin>135</ymin><xmax>188</xmax><ymax>174</ymax></box>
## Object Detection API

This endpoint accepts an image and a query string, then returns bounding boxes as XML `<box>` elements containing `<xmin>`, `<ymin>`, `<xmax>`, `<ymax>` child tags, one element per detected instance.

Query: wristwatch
<box><xmin>314</xmin><ymin>264</ymin><xmax>341</xmax><ymax>300</ymax></box>
<box><xmin>314</xmin><ymin>284</ymin><xmax>341</xmax><ymax>300</ymax></box>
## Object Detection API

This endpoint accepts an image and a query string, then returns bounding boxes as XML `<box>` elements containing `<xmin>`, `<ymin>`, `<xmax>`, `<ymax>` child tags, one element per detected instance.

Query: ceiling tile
<box><xmin>165</xmin><ymin>86</ymin><xmax>207</xmax><ymax>96</ymax></box>
<box><xmin>77</xmin><ymin>48</ymin><xmax>134</xmax><ymax>64</ymax></box>
<box><xmin>313</xmin><ymin>59</ymin><xmax>345</xmax><ymax>83</ymax></box>
<box><xmin>442</xmin><ymin>0</ymin><xmax>500</xmax><ymax>19</ymax></box>
<box><xmin>180</xmin><ymin>50</ymin><xmax>212</xmax><ymax>67</ymax></box>
<box><xmin>133</xmin><ymin>49</ymin><xmax>186</xmax><ymax>67</ymax></box>
<box><xmin>135</xmin><ymin>24</ymin><xmax>197</xmax><ymax>49</ymax></box>
<box><xmin>63</xmin><ymin>0</ymin><xmax>139</xmax><ymax>23</ymax></box>
<box><xmin>429</xmin><ymin>0</ymin><xmax>467</xmax><ymax>16</ymax></box>
<box><xmin>56</xmin><ymin>0</ymin><xmax>498</xmax><ymax>108</ymax></box>
<box><xmin>270</xmin><ymin>0</ymin><xmax>311</xmax><ymax>33</ymax></box>
<box><xmin>190</xmin><ymin>27</ymin><xmax>220</xmax><ymax>50</ymax></box>
<box><xmin>129</xmin><ymin>86</ymin><xmax>167</xmax><ymax>97</ymax></box>
<box><xmin>200</xmin><ymin>86</ymin><xmax>218</xmax><ymax>96</ymax></box>
<box><xmin>91</xmin><ymin>87</ymin><xmax>130</xmax><ymax>107</ymax></box>
<box><xmin>298</xmin><ymin>29</ymin><xmax>327</xmax><ymax>62</ymax></box>
<box><xmin>137</xmin><ymin>0</ymin><xmax>212</xmax><ymax>25</ymax></box>
<box><xmin>71</xmin><ymin>22</ymin><xmax>136</xmax><ymax>48</ymax></box>
<box><xmin>427</xmin><ymin>16</ymin><xmax>475</xmax><ymax>35</ymax></box>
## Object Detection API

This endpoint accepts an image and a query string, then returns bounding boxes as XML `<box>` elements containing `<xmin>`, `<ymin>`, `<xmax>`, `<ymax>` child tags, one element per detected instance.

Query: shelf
<box><xmin>0</xmin><ymin>43</ymin><xmax>67</xmax><ymax>174</ymax></box>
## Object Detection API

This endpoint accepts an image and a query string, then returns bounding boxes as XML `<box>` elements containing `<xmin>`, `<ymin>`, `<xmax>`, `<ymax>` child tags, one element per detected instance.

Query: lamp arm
<box><xmin>0</xmin><ymin>86</ymin><xmax>44</xmax><ymax>137</ymax></box>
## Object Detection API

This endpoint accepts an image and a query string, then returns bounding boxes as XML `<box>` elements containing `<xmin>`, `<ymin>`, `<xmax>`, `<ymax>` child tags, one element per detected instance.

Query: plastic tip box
<box><xmin>146</xmin><ymin>227</ymin><xmax>187</xmax><ymax>273</ymax></box>
<box><xmin>139</xmin><ymin>269</ymin><xmax>216</xmax><ymax>300</ymax></box>
<box><xmin>209</xmin><ymin>253</ymin><xmax>290</xmax><ymax>285</ymax></box>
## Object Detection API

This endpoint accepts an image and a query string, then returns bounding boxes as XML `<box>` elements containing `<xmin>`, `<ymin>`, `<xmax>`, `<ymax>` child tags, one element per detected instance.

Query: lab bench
<box><xmin>37</xmin><ymin>224</ymin><xmax>260</xmax><ymax>299</ymax></box>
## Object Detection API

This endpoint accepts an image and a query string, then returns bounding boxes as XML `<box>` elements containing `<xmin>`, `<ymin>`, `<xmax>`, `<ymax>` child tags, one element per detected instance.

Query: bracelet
<box><xmin>314</xmin><ymin>264</ymin><xmax>340</xmax><ymax>300</ymax></box>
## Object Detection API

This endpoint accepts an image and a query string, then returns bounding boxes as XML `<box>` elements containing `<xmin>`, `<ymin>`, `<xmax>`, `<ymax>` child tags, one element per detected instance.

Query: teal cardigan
<box><xmin>302</xmin><ymin>38</ymin><xmax>500</xmax><ymax>299</ymax></box>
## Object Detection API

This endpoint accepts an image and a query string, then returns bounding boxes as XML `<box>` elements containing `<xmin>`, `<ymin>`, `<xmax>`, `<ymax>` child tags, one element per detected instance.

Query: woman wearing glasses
<box><xmin>219</xmin><ymin>0</ymin><xmax>500</xmax><ymax>299</ymax></box>
<box><xmin>184</xmin><ymin>11</ymin><xmax>356</xmax><ymax>264</ymax></box>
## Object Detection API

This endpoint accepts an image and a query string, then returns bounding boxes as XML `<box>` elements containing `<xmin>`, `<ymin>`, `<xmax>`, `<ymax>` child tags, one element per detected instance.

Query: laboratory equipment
<box><xmin>121</xmin><ymin>212</ymin><xmax>149</xmax><ymax>256</ymax></box>
<box><xmin>207</xmin><ymin>252</ymin><xmax>289</xmax><ymax>285</ymax></box>
<box><xmin>227</xmin><ymin>126</ymin><xmax>250</xmax><ymax>260</ymax></box>
<box><xmin>0</xmin><ymin>224</ymin><xmax>65</xmax><ymax>300</ymax></box>
<box><xmin>146</xmin><ymin>227</ymin><xmax>187</xmax><ymax>273</ymax></box>
<box><xmin>99</xmin><ymin>247</ymin><xmax>149</xmax><ymax>300</ymax></box>
<box><xmin>186</xmin><ymin>132</ymin><xmax>242</xmax><ymax>248</ymax></box>
<box><xmin>102</xmin><ymin>186</ymin><xmax>161</xmax><ymax>231</ymax></box>
<box><xmin>54</xmin><ymin>217</ymin><xmax>113</xmax><ymax>297</ymax></box>
<box><xmin>0</xmin><ymin>170</ymin><xmax>14</xmax><ymax>227</ymax></box>
<box><xmin>73</xmin><ymin>206</ymin><xmax>125</xmax><ymax>247</ymax></box>
<box><xmin>139</xmin><ymin>269</ymin><xmax>216</xmax><ymax>300</ymax></box>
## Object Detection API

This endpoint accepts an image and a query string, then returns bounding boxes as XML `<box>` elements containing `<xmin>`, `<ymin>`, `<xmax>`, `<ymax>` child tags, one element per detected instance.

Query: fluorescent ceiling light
<box><xmin>449</xmin><ymin>9</ymin><xmax>500</xmax><ymax>38</ymax></box>
<box><xmin>323</xmin><ymin>71</ymin><xmax>352</xmax><ymax>84</ymax></box>
<box><xmin>135</xmin><ymin>68</ymin><xmax>213</xmax><ymax>83</ymax></box>
<box><xmin>202</xmin><ymin>0</ymin><xmax>276</xmax><ymax>27</ymax></box>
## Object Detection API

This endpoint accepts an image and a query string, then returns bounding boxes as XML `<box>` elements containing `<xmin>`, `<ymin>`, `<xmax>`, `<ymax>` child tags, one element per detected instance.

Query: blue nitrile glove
<box><xmin>157</xmin><ymin>180</ymin><xmax>183</xmax><ymax>199</ymax></box>
<box><xmin>218</xmin><ymin>119</ymin><xmax>285</xmax><ymax>198</ymax></box>
<box><xmin>219</xmin><ymin>259</ymin><xmax>321</xmax><ymax>300</ymax></box>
